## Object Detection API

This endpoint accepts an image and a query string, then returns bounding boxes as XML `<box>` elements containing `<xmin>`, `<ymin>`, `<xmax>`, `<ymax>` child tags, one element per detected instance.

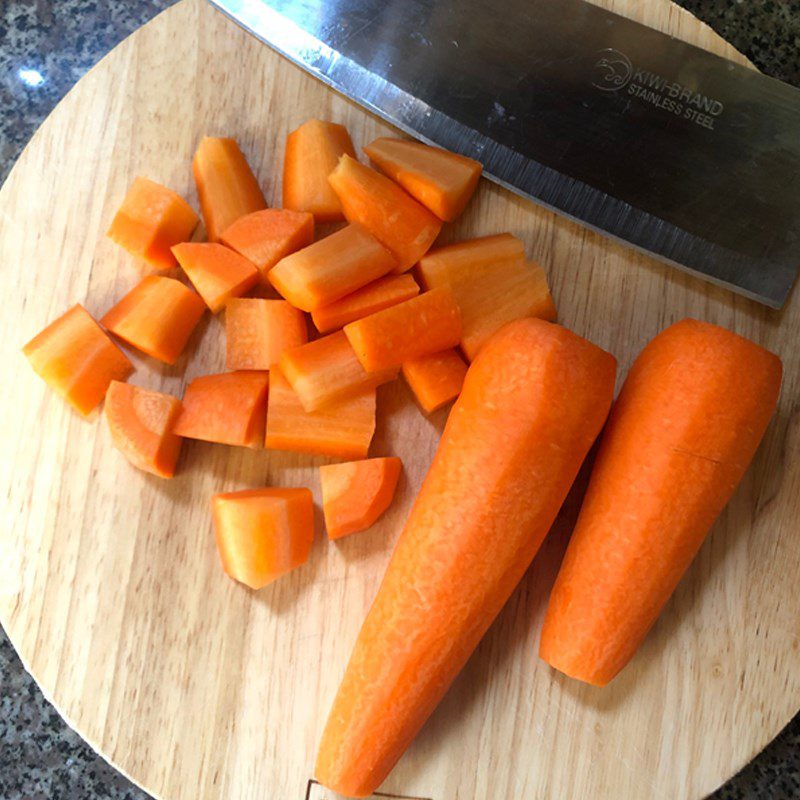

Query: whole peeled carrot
<box><xmin>539</xmin><ymin>319</ymin><xmax>782</xmax><ymax>687</ymax></box>
<box><xmin>315</xmin><ymin>318</ymin><xmax>616</xmax><ymax>797</ymax></box>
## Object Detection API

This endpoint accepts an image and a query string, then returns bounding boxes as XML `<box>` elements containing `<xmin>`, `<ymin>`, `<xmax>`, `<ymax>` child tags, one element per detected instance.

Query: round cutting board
<box><xmin>1</xmin><ymin>1</ymin><xmax>798</xmax><ymax>798</ymax></box>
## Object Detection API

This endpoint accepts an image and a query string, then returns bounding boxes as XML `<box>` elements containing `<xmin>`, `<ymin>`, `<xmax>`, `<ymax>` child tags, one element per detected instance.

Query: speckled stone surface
<box><xmin>0</xmin><ymin>1</ymin><xmax>798</xmax><ymax>798</ymax></box>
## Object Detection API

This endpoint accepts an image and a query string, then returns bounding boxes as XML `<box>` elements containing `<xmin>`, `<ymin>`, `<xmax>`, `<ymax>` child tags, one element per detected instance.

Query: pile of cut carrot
<box><xmin>22</xmin><ymin>118</ymin><xmax>783</xmax><ymax>798</ymax></box>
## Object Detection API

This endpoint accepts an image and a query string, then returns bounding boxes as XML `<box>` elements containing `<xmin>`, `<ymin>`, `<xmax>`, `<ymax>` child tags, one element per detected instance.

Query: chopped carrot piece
<box><xmin>269</xmin><ymin>223</ymin><xmax>396</xmax><ymax>312</ymax></box>
<box><xmin>265</xmin><ymin>367</ymin><xmax>375</xmax><ymax>460</ymax></box>
<box><xmin>104</xmin><ymin>381</ymin><xmax>183</xmax><ymax>478</ymax></box>
<box><xmin>281</xmin><ymin>331</ymin><xmax>398</xmax><ymax>412</ymax></box>
<box><xmin>418</xmin><ymin>233</ymin><xmax>525</xmax><ymax>288</ymax></box>
<box><xmin>212</xmin><ymin>488</ymin><xmax>314</xmax><ymax>589</ymax></box>
<box><xmin>101</xmin><ymin>276</ymin><xmax>205</xmax><ymax>365</ymax></box>
<box><xmin>364</xmin><ymin>138</ymin><xmax>482</xmax><ymax>222</ymax></box>
<box><xmin>344</xmin><ymin>287</ymin><xmax>461</xmax><ymax>372</ymax></box>
<box><xmin>226</xmin><ymin>298</ymin><xmax>307</xmax><ymax>371</ymax></box>
<box><xmin>311</xmin><ymin>274</ymin><xmax>420</xmax><ymax>334</ymax></box>
<box><xmin>171</xmin><ymin>242</ymin><xmax>259</xmax><ymax>313</ymax></box>
<box><xmin>402</xmin><ymin>348</ymin><xmax>467</xmax><ymax>414</ymax></box>
<box><xmin>220</xmin><ymin>208</ymin><xmax>314</xmax><ymax>277</ymax></box>
<box><xmin>283</xmin><ymin>119</ymin><xmax>355</xmax><ymax>223</ymax></box>
<box><xmin>328</xmin><ymin>154</ymin><xmax>442</xmax><ymax>272</ymax></box>
<box><xmin>22</xmin><ymin>304</ymin><xmax>133</xmax><ymax>416</ymax></box>
<box><xmin>107</xmin><ymin>177</ymin><xmax>199</xmax><ymax>270</ymax></box>
<box><xmin>192</xmin><ymin>137</ymin><xmax>266</xmax><ymax>242</ymax></box>
<box><xmin>174</xmin><ymin>371</ymin><xmax>268</xmax><ymax>449</ymax></box>
<box><xmin>320</xmin><ymin>457</ymin><xmax>402</xmax><ymax>540</ymax></box>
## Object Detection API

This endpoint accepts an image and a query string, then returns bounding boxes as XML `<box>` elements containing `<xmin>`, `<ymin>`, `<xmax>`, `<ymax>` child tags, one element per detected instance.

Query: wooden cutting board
<box><xmin>1</xmin><ymin>1</ymin><xmax>798</xmax><ymax>798</ymax></box>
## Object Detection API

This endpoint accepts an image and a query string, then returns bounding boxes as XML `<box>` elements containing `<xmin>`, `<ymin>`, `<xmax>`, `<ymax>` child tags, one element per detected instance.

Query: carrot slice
<box><xmin>269</xmin><ymin>223</ymin><xmax>396</xmax><ymax>312</ymax></box>
<box><xmin>101</xmin><ymin>276</ymin><xmax>206</xmax><ymax>365</ymax></box>
<box><xmin>328</xmin><ymin>154</ymin><xmax>442</xmax><ymax>272</ymax></box>
<box><xmin>220</xmin><ymin>208</ymin><xmax>314</xmax><ymax>277</ymax></box>
<box><xmin>311</xmin><ymin>275</ymin><xmax>420</xmax><ymax>334</ymax></box>
<box><xmin>172</xmin><ymin>242</ymin><xmax>259</xmax><ymax>313</ymax></box>
<box><xmin>315</xmin><ymin>319</ymin><xmax>617</xmax><ymax>797</ymax></box>
<box><xmin>22</xmin><ymin>304</ymin><xmax>133</xmax><ymax>416</ymax></box>
<box><xmin>320</xmin><ymin>457</ymin><xmax>402</xmax><ymax>540</ymax></box>
<box><xmin>364</xmin><ymin>138</ymin><xmax>482</xmax><ymax>222</ymax></box>
<box><xmin>212</xmin><ymin>488</ymin><xmax>314</xmax><ymax>590</ymax></box>
<box><xmin>539</xmin><ymin>319</ymin><xmax>782</xmax><ymax>687</ymax></box>
<box><xmin>104</xmin><ymin>381</ymin><xmax>183</xmax><ymax>478</ymax></box>
<box><xmin>402</xmin><ymin>348</ymin><xmax>467</xmax><ymax>414</ymax></box>
<box><xmin>418</xmin><ymin>233</ymin><xmax>525</xmax><ymax>288</ymax></box>
<box><xmin>226</xmin><ymin>298</ymin><xmax>307</xmax><ymax>371</ymax></box>
<box><xmin>283</xmin><ymin>119</ymin><xmax>355</xmax><ymax>223</ymax></box>
<box><xmin>192</xmin><ymin>137</ymin><xmax>266</xmax><ymax>242</ymax></box>
<box><xmin>281</xmin><ymin>331</ymin><xmax>398</xmax><ymax>412</ymax></box>
<box><xmin>107</xmin><ymin>177</ymin><xmax>199</xmax><ymax>270</ymax></box>
<box><xmin>265</xmin><ymin>367</ymin><xmax>375</xmax><ymax>460</ymax></box>
<box><xmin>344</xmin><ymin>287</ymin><xmax>461</xmax><ymax>372</ymax></box>
<box><xmin>174</xmin><ymin>371</ymin><xmax>268</xmax><ymax>449</ymax></box>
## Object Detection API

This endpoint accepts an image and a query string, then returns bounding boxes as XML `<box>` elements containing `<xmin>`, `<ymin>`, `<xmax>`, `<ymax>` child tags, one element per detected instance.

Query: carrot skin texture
<box><xmin>22</xmin><ymin>304</ymin><xmax>133</xmax><ymax>416</ymax></box>
<box><xmin>539</xmin><ymin>319</ymin><xmax>782</xmax><ymax>686</ymax></box>
<box><xmin>402</xmin><ymin>348</ymin><xmax>468</xmax><ymax>414</ymax></box>
<box><xmin>315</xmin><ymin>318</ymin><xmax>617</xmax><ymax>797</ymax></box>
<box><xmin>192</xmin><ymin>137</ymin><xmax>266</xmax><ymax>242</ymax></box>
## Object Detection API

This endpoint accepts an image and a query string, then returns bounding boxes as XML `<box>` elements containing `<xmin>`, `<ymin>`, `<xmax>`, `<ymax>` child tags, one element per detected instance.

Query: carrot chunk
<box><xmin>265</xmin><ymin>367</ymin><xmax>375</xmax><ymax>460</ymax></box>
<box><xmin>23</xmin><ymin>304</ymin><xmax>133</xmax><ymax>416</ymax></box>
<box><xmin>192</xmin><ymin>137</ymin><xmax>266</xmax><ymax>242</ymax></box>
<box><xmin>212</xmin><ymin>488</ymin><xmax>314</xmax><ymax>590</ymax></box>
<box><xmin>226</xmin><ymin>298</ymin><xmax>307</xmax><ymax>371</ymax></box>
<box><xmin>269</xmin><ymin>223</ymin><xmax>396</xmax><ymax>312</ymax></box>
<box><xmin>539</xmin><ymin>319</ymin><xmax>782</xmax><ymax>686</ymax></box>
<box><xmin>320</xmin><ymin>457</ymin><xmax>402</xmax><ymax>540</ymax></box>
<box><xmin>315</xmin><ymin>319</ymin><xmax>617</xmax><ymax>797</ymax></box>
<box><xmin>173</xmin><ymin>371</ymin><xmax>268</xmax><ymax>449</ymax></box>
<box><xmin>220</xmin><ymin>208</ymin><xmax>314</xmax><ymax>277</ymax></box>
<box><xmin>364</xmin><ymin>138</ymin><xmax>481</xmax><ymax>221</ymax></box>
<box><xmin>283</xmin><ymin>120</ymin><xmax>355</xmax><ymax>223</ymax></box>
<box><xmin>418</xmin><ymin>233</ymin><xmax>525</xmax><ymax>287</ymax></box>
<box><xmin>107</xmin><ymin>177</ymin><xmax>199</xmax><ymax>270</ymax></box>
<box><xmin>328</xmin><ymin>154</ymin><xmax>442</xmax><ymax>272</ymax></box>
<box><xmin>402</xmin><ymin>348</ymin><xmax>467</xmax><ymax>414</ymax></box>
<box><xmin>344</xmin><ymin>287</ymin><xmax>461</xmax><ymax>372</ymax></box>
<box><xmin>311</xmin><ymin>275</ymin><xmax>420</xmax><ymax>334</ymax></box>
<box><xmin>101</xmin><ymin>276</ymin><xmax>205</xmax><ymax>365</ymax></box>
<box><xmin>104</xmin><ymin>381</ymin><xmax>183</xmax><ymax>478</ymax></box>
<box><xmin>281</xmin><ymin>331</ymin><xmax>397</xmax><ymax>412</ymax></box>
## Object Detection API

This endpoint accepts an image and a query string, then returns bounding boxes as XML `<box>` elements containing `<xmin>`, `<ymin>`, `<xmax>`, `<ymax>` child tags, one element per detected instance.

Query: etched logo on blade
<box><xmin>591</xmin><ymin>48</ymin><xmax>633</xmax><ymax>92</ymax></box>
<box><xmin>305</xmin><ymin>780</ymin><xmax>433</xmax><ymax>800</ymax></box>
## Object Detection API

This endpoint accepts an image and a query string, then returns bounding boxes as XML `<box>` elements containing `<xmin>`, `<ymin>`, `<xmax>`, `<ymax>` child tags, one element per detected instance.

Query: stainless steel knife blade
<box><xmin>208</xmin><ymin>0</ymin><xmax>800</xmax><ymax>308</ymax></box>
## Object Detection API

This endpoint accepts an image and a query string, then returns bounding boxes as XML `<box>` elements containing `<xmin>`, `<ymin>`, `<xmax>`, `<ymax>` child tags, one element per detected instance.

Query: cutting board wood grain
<box><xmin>1</xmin><ymin>1</ymin><xmax>798</xmax><ymax>798</ymax></box>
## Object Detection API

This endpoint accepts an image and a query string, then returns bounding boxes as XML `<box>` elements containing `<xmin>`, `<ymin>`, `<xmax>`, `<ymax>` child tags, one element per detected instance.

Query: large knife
<box><xmin>208</xmin><ymin>0</ymin><xmax>800</xmax><ymax>308</ymax></box>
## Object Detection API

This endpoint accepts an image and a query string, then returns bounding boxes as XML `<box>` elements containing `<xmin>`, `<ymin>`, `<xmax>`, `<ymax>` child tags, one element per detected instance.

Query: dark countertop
<box><xmin>1</xmin><ymin>1</ymin><xmax>799</xmax><ymax>798</ymax></box>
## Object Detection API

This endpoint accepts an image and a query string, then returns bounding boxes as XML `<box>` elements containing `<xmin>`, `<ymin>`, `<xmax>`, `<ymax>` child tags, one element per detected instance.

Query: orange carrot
<box><xmin>539</xmin><ymin>319</ymin><xmax>782</xmax><ymax>687</ymax></box>
<box><xmin>212</xmin><ymin>488</ymin><xmax>314</xmax><ymax>589</ymax></box>
<box><xmin>418</xmin><ymin>233</ymin><xmax>525</xmax><ymax>288</ymax></box>
<box><xmin>320</xmin><ymin>457</ymin><xmax>402</xmax><ymax>540</ymax></box>
<box><xmin>192</xmin><ymin>137</ymin><xmax>266</xmax><ymax>242</ymax></box>
<box><xmin>172</xmin><ymin>242</ymin><xmax>259</xmax><ymax>313</ymax></box>
<box><xmin>22</xmin><ymin>304</ymin><xmax>133</xmax><ymax>416</ymax></box>
<box><xmin>220</xmin><ymin>208</ymin><xmax>314</xmax><ymax>276</ymax></box>
<box><xmin>269</xmin><ymin>223</ymin><xmax>396</xmax><ymax>311</ymax></box>
<box><xmin>101</xmin><ymin>276</ymin><xmax>206</xmax><ymax>365</ymax></box>
<box><xmin>402</xmin><ymin>348</ymin><xmax>467</xmax><ymax>414</ymax></box>
<box><xmin>315</xmin><ymin>319</ymin><xmax>617</xmax><ymax>797</ymax></box>
<box><xmin>328</xmin><ymin>154</ymin><xmax>442</xmax><ymax>272</ymax></box>
<box><xmin>104</xmin><ymin>381</ymin><xmax>183</xmax><ymax>478</ymax></box>
<box><xmin>344</xmin><ymin>287</ymin><xmax>461</xmax><ymax>372</ymax></box>
<box><xmin>174</xmin><ymin>371</ymin><xmax>268</xmax><ymax>448</ymax></box>
<box><xmin>107</xmin><ymin>177</ymin><xmax>199</xmax><ymax>270</ymax></box>
<box><xmin>280</xmin><ymin>331</ymin><xmax>398</xmax><ymax>412</ymax></box>
<box><xmin>311</xmin><ymin>274</ymin><xmax>420</xmax><ymax>334</ymax></box>
<box><xmin>283</xmin><ymin>119</ymin><xmax>355</xmax><ymax>222</ymax></box>
<box><xmin>364</xmin><ymin>138</ymin><xmax>481</xmax><ymax>221</ymax></box>
<box><xmin>226</xmin><ymin>298</ymin><xmax>307</xmax><ymax>371</ymax></box>
<box><xmin>265</xmin><ymin>367</ymin><xmax>375</xmax><ymax>459</ymax></box>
